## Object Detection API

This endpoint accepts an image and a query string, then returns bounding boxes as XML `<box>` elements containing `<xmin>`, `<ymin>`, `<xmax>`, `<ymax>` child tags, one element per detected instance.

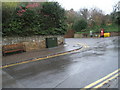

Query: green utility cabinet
<box><xmin>46</xmin><ymin>37</ymin><xmax>58</xmax><ymax>48</ymax></box>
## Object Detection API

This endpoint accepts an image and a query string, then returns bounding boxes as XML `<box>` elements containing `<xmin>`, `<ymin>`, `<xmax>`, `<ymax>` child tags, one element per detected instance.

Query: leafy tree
<box><xmin>73</xmin><ymin>19</ymin><xmax>87</xmax><ymax>32</ymax></box>
<box><xmin>40</xmin><ymin>2</ymin><xmax>67</xmax><ymax>35</ymax></box>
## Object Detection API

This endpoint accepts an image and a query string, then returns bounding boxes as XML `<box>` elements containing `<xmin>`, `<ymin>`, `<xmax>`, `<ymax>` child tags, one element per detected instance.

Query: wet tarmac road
<box><xmin>2</xmin><ymin>37</ymin><xmax>119</xmax><ymax>88</ymax></box>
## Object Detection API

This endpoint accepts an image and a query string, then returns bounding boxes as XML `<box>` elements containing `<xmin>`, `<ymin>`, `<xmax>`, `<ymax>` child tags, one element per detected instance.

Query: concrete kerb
<box><xmin>1</xmin><ymin>44</ymin><xmax>85</xmax><ymax>69</ymax></box>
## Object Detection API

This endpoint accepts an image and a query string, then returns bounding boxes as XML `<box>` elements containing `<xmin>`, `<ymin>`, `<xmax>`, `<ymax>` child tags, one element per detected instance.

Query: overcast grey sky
<box><xmin>2</xmin><ymin>0</ymin><xmax>119</xmax><ymax>14</ymax></box>
<box><xmin>49</xmin><ymin>0</ymin><xmax>119</xmax><ymax>14</ymax></box>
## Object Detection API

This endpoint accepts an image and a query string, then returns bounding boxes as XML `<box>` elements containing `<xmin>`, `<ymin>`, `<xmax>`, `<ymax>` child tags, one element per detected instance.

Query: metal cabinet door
<box><xmin>46</xmin><ymin>37</ymin><xmax>58</xmax><ymax>48</ymax></box>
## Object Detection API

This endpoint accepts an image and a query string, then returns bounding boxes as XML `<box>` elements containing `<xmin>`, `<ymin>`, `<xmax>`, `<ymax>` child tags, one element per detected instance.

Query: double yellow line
<box><xmin>1</xmin><ymin>43</ymin><xmax>89</xmax><ymax>69</ymax></box>
<box><xmin>77</xmin><ymin>43</ymin><xmax>89</xmax><ymax>51</ymax></box>
<box><xmin>84</xmin><ymin>68</ymin><xmax>120</xmax><ymax>88</ymax></box>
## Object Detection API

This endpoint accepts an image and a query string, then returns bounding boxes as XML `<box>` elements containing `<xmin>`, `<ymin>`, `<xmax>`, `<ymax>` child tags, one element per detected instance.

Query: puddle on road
<box><xmin>70</xmin><ymin>37</ymin><xmax>119</xmax><ymax>62</ymax></box>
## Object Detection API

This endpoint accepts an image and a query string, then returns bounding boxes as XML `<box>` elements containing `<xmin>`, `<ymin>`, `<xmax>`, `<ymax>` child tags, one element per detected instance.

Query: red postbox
<box><xmin>100</xmin><ymin>29</ymin><xmax>104</xmax><ymax>37</ymax></box>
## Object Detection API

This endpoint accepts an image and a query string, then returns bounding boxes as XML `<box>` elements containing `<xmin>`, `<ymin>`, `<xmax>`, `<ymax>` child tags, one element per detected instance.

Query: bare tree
<box><xmin>111</xmin><ymin>1</ymin><xmax>120</xmax><ymax>24</ymax></box>
<box><xmin>89</xmin><ymin>8</ymin><xmax>105</xmax><ymax>26</ymax></box>
<box><xmin>65</xmin><ymin>8</ymin><xmax>79</xmax><ymax>30</ymax></box>
<box><xmin>78</xmin><ymin>8</ymin><xmax>90</xmax><ymax>20</ymax></box>
<box><xmin>113</xmin><ymin>1</ymin><xmax>120</xmax><ymax>12</ymax></box>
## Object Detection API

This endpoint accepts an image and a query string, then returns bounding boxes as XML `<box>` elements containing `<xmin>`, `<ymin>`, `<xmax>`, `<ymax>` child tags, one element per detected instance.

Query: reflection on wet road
<box><xmin>2</xmin><ymin>37</ymin><xmax>119</xmax><ymax>88</ymax></box>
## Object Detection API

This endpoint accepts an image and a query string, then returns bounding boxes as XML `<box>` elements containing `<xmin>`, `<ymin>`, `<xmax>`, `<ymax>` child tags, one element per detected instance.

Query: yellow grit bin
<box><xmin>104</xmin><ymin>33</ymin><xmax>110</xmax><ymax>37</ymax></box>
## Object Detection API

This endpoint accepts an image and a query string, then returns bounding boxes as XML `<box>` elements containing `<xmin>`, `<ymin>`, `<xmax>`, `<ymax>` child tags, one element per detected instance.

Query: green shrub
<box><xmin>2</xmin><ymin>2</ymin><xmax>67</xmax><ymax>36</ymax></box>
<box><xmin>73</xmin><ymin>19</ymin><xmax>87</xmax><ymax>32</ymax></box>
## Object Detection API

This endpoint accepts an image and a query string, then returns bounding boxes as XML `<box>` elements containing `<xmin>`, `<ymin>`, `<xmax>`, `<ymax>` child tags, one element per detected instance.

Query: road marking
<box><xmin>84</xmin><ymin>69</ymin><xmax>120</xmax><ymax>88</ymax></box>
<box><xmin>1</xmin><ymin>52</ymin><xmax>69</xmax><ymax>69</ymax></box>
<box><xmin>94</xmin><ymin>73</ymin><xmax>119</xmax><ymax>88</ymax></box>
<box><xmin>78</xmin><ymin>43</ymin><xmax>89</xmax><ymax>50</ymax></box>
<box><xmin>1</xmin><ymin>43</ymin><xmax>89</xmax><ymax>69</ymax></box>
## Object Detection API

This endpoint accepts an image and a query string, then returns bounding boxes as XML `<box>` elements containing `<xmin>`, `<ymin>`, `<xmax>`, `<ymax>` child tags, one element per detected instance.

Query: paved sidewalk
<box><xmin>2</xmin><ymin>40</ymin><xmax>81</xmax><ymax>65</ymax></box>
